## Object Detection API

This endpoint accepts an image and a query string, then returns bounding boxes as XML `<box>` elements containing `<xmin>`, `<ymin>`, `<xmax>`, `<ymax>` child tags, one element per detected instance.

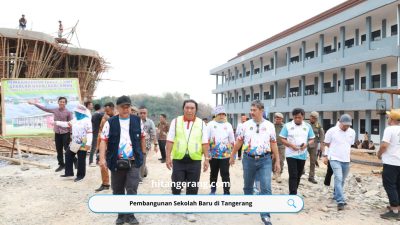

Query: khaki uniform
<box><xmin>273</xmin><ymin>123</ymin><xmax>285</xmax><ymax>175</ymax></box>
<box><xmin>308</xmin><ymin>122</ymin><xmax>325</xmax><ymax>179</ymax></box>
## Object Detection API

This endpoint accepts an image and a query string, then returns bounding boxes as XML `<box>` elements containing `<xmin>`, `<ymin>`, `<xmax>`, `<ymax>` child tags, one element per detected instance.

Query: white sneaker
<box><xmin>186</xmin><ymin>214</ymin><xmax>196</xmax><ymax>222</ymax></box>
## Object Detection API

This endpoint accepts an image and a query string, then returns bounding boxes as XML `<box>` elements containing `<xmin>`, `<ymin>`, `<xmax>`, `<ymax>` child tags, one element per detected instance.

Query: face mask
<box><xmin>75</xmin><ymin>112</ymin><xmax>87</xmax><ymax>120</ymax></box>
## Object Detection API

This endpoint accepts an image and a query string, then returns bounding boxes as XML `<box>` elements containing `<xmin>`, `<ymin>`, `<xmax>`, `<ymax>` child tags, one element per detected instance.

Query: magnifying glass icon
<box><xmin>287</xmin><ymin>199</ymin><xmax>296</xmax><ymax>208</ymax></box>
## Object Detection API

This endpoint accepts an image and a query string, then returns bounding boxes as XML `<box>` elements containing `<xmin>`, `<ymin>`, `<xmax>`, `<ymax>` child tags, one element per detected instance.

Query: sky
<box><xmin>1</xmin><ymin>0</ymin><xmax>346</xmax><ymax>105</ymax></box>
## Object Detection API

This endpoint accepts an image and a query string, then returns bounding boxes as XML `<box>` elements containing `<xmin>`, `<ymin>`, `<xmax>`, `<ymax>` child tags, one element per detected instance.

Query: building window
<box><xmin>246</xmin><ymin>94</ymin><xmax>250</xmax><ymax>102</ymax></box>
<box><xmin>391</xmin><ymin>72</ymin><xmax>398</xmax><ymax>87</ymax></box>
<box><xmin>391</xmin><ymin>24</ymin><xmax>398</xmax><ymax>36</ymax></box>
<box><xmin>305</xmin><ymin>51</ymin><xmax>314</xmax><ymax>60</ymax></box>
<box><xmin>323</xmin><ymin>45</ymin><xmax>333</xmax><ymax>54</ymax></box>
<box><xmin>323</xmin><ymin>119</ymin><xmax>331</xmax><ymax>131</ymax></box>
<box><xmin>264</xmin><ymin>65</ymin><xmax>271</xmax><ymax>71</ymax></box>
<box><xmin>371</xmin><ymin>119</ymin><xmax>379</xmax><ymax>135</ymax></box>
<box><xmin>254</xmin><ymin>93</ymin><xmax>259</xmax><ymax>100</ymax></box>
<box><xmin>246</xmin><ymin>71</ymin><xmax>250</xmax><ymax>76</ymax></box>
<box><xmin>239</xmin><ymin>96</ymin><xmax>242</xmax><ymax>102</ymax></box>
<box><xmin>305</xmin><ymin>85</ymin><xmax>315</xmax><ymax>95</ymax></box>
<box><xmin>371</xmin><ymin>30</ymin><xmax>381</xmax><ymax>41</ymax></box>
<box><xmin>360</xmin><ymin>119</ymin><xmax>365</xmax><ymax>134</ymax></box>
<box><xmin>345</xmin><ymin>79</ymin><xmax>354</xmax><ymax>91</ymax></box>
<box><xmin>372</xmin><ymin>75</ymin><xmax>380</xmax><ymax>88</ymax></box>
<box><xmin>231</xmin><ymin>97</ymin><xmax>234</xmax><ymax>103</ymax></box>
<box><xmin>323</xmin><ymin>82</ymin><xmax>334</xmax><ymax>93</ymax></box>
<box><xmin>290</xmin><ymin>56</ymin><xmax>299</xmax><ymax>64</ymax></box>
<box><xmin>254</xmin><ymin>68</ymin><xmax>260</xmax><ymax>74</ymax></box>
<box><xmin>361</xmin><ymin>77</ymin><xmax>366</xmax><ymax>90</ymax></box>
<box><xmin>289</xmin><ymin>87</ymin><xmax>299</xmax><ymax>97</ymax></box>
<box><xmin>361</xmin><ymin>34</ymin><xmax>366</xmax><ymax>44</ymax></box>
<box><xmin>239</xmin><ymin>73</ymin><xmax>242</xmax><ymax>78</ymax></box>
<box><xmin>345</xmin><ymin>38</ymin><xmax>354</xmax><ymax>48</ymax></box>
<box><xmin>263</xmin><ymin>92</ymin><xmax>270</xmax><ymax>100</ymax></box>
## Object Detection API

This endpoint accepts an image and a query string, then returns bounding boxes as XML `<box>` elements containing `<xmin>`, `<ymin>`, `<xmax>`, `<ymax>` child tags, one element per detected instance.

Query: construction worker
<box><xmin>307</xmin><ymin>111</ymin><xmax>325</xmax><ymax>184</ymax></box>
<box><xmin>272</xmin><ymin>112</ymin><xmax>285</xmax><ymax>183</ymax></box>
<box><xmin>19</xmin><ymin>15</ymin><xmax>27</xmax><ymax>30</ymax></box>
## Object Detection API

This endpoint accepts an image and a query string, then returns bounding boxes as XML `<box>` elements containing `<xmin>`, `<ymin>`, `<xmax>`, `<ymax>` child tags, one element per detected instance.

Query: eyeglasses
<box><xmin>256</xmin><ymin>124</ymin><xmax>260</xmax><ymax>134</ymax></box>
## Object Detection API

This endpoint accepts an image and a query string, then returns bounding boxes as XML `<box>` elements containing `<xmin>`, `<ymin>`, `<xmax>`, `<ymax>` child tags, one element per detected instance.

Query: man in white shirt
<box><xmin>378</xmin><ymin>109</ymin><xmax>400</xmax><ymax>220</ymax></box>
<box><xmin>323</xmin><ymin>114</ymin><xmax>355</xmax><ymax>211</ymax></box>
<box><xmin>235</xmin><ymin>114</ymin><xmax>247</xmax><ymax>160</ymax></box>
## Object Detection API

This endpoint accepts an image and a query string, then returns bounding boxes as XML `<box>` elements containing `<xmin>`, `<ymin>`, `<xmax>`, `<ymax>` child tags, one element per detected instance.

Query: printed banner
<box><xmin>1</xmin><ymin>78</ymin><xmax>81</xmax><ymax>137</ymax></box>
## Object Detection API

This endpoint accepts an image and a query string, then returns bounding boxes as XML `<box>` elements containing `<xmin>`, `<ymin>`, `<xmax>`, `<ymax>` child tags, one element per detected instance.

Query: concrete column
<box><xmin>366</xmin><ymin>62</ymin><xmax>372</xmax><ymax>100</ymax></box>
<box><xmin>380</xmin><ymin>113</ymin><xmax>385</xmax><ymax>140</ymax></box>
<box><xmin>250</xmin><ymin>86</ymin><xmax>254</xmax><ymax>101</ymax></box>
<box><xmin>319</xmin><ymin>111</ymin><xmax>324</xmax><ymax>126</ymax></box>
<box><xmin>398</xmin><ymin>57</ymin><xmax>400</xmax><ymax>88</ymax></box>
<box><xmin>382</xmin><ymin>19</ymin><xmax>387</xmax><ymax>39</ymax></box>
<box><xmin>242</xmin><ymin>64</ymin><xmax>245</xmax><ymax>82</ymax></box>
<box><xmin>315</xmin><ymin>42</ymin><xmax>319</xmax><ymax>58</ymax></box>
<box><xmin>274</xmin><ymin>81</ymin><xmax>278</xmax><ymax>107</ymax></box>
<box><xmin>286</xmin><ymin>79</ymin><xmax>290</xmax><ymax>106</ymax></box>
<box><xmin>284</xmin><ymin>112</ymin><xmax>290</xmax><ymax>123</ymax></box>
<box><xmin>302</xmin><ymin>41</ymin><xmax>306</xmax><ymax>67</ymax></box>
<box><xmin>250</xmin><ymin>60</ymin><xmax>254</xmax><ymax>80</ymax></box>
<box><xmin>260</xmin><ymin>57</ymin><xmax>263</xmax><ymax>77</ymax></box>
<box><xmin>354</xmin><ymin>111</ymin><xmax>359</xmax><ymax>140</ymax></box>
<box><xmin>355</xmin><ymin>29</ymin><xmax>360</xmax><ymax>46</ymax></box>
<box><xmin>221</xmin><ymin>93</ymin><xmax>224</xmax><ymax>105</ymax></box>
<box><xmin>274</xmin><ymin>51</ymin><xmax>278</xmax><ymax>75</ymax></box>
<box><xmin>319</xmin><ymin>72</ymin><xmax>324</xmax><ymax>104</ymax></box>
<box><xmin>381</xmin><ymin>64</ymin><xmax>387</xmax><ymax>88</ymax></box>
<box><xmin>301</xmin><ymin>76</ymin><xmax>305</xmax><ymax>105</ymax></box>
<box><xmin>319</xmin><ymin>34</ymin><xmax>324</xmax><ymax>63</ymax></box>
<box><xmin>366</xmin><ymin>110</ymin><xmax>371</xmax><ymax>140</ymax></box>
<box><xmin>340</xmin><ymin>26</ymin><xmax>345</xmax><ymax>58</ymax></box>
<box><xmin>333</xmin><ymin>112</ymin><xmax>338</xmax><ymax>125</ymax></box>
<box><xmin>333</xmin><ymin>73</ymin><xmax>337</xmax><ymax>92</ymax></box>
<box><xmin>397</xmin><ymin>5</ymin><xmax>400</xmax><ymax>46</ymax></box>
<box><xmin>355</xmin><ymin>69</ymin><xmax>360</xmax><ymax>90</ymax></box>
<box><xmin>241</xmin><ymin>88</ymin><xmax>245</xmax><ymax>107</ymax></box>
<box><xmin>366</xmin><ymin>16</ymin><xmax>372</xmax><ymax>50</ymax></box>
<box><xmin>215</xmin><ymin>94</ymin><xmax>218</xmax><ymax>106</ymax></box>
<box><xmin>286</xmin><ymin>47</ymin><xmax>291</xmax><ymax>71</ymax></box>
<box><xmin>340</xmin><ymin>68</ymin><xmax>345</xmax><ymax>102</ymax></box>
<box><xmin>216</xmin><ymin>75</ymin><xmax>219</xmax><ymax>88</ymax></box>
<box><xmin>259</xmin><ymin>84</ymin><xmax>263</xmax><ymax>100</ymax></box>
<box><xmin>314</xmin><ymin>77</ymin><xmax>318</xmax><ymax>94</ymax></box>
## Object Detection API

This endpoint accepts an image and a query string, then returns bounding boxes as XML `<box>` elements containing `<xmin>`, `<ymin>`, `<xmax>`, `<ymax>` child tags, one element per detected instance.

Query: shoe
<box><xmin>261</xmin><ymin>217</ymin><xmax>272</xmax><ymax>225</ymax></box>
<box><xmin>337</xmin><ymin>203</ymin><xmax>345</xmax><ymax>211</ymax></box>
<box><xmin>186</xmin><ymin>214</ymin><xmax>196</xmax><ymax>222</ymax></box>
<box><xmin>74</xmin><ymin>177</ymin><xmax>84</xmax><ymax>182</ymax></box>
<box><xmin>238</xmin><ymin>157</ymin><xmax>242</xmax><ymax>160</ymax></box>
<box><xmin>308</xmin><ymin>178</ymin><xmax>318</xmax><ymax>184</ymax></box>
<box><xmin>125</xmin><ymin>214</ymin><xmax>139</xmax><ymax>225</ymax></box>
<box><xmin>55</xmin><ymin>165</ymin><xmax>65</xmax><ymax>172</ymax></box>
<box><xmin>115</xmin><ymin>214</ymin><xmax>125</xmax><ymax>225</ymax></box>
<box><xmin>210</xmin><ymin>188</ymin><xmax>216</xmax><ymax>195</ymax></box>
<box><xmin>95</xmin><ymin>184</ymin><xmax>110</xmax><ymax>192</ymax></box>
<box><xmin>315</xmin><ymin>161</ymin><xmax>320</xmax><ymax>168</ymax></box>
<box><xmin>158</xmin><ymin>158</ymin><xmax>163</xmax><ymax>160</ymax></box>
<box><xmin>60</xmin><ymin>174</ymin><xmax>73</xmax><ymax>177</ymax></box>
<box><xmin>380</xmin><ymin>210</ymin><xmax>399</xmax><ymax>220</ymax></box>
<box><xmin>160</xmin><ymin>159</ymin><xmax>166</xmax><ymax>163</ymax></box>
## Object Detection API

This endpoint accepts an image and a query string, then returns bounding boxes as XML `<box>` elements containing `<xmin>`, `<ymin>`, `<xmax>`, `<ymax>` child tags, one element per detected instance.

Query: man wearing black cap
<box><xmin>99</xmin><ymin>95</ymin><xmax>146</xmax><ymax>225</ymax></box>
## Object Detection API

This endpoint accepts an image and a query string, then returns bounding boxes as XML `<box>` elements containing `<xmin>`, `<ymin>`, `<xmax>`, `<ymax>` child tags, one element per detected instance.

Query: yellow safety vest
<box><xmin>172</xmin><ymin>116</ymin><xmax>203</xmax><ymax>160</ymax></box>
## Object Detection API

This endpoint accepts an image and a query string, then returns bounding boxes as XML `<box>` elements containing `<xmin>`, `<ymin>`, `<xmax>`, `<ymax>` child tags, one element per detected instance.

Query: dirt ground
<box><xmin>0</xmin><ymin>149</ymin><xmax>398</xmax><ymax>225</ymax></box>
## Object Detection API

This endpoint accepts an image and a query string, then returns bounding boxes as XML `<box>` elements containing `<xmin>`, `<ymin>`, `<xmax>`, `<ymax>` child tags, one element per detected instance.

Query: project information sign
<box><xmin>1</xmin><ymin>78</ymin><xmax>81</xmax><ymax>137</ymax></box>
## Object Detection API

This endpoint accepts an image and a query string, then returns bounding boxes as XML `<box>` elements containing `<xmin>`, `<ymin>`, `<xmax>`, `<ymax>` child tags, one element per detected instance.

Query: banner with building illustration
<box><xmin>1</xmin><ymin>78</ymin><xmax>81</xmax><ymax>137</ymax></box>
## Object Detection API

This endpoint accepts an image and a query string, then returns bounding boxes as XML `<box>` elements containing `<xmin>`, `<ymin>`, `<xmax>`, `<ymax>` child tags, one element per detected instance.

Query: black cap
<box><xmin>116</xmin><ymin>95</ymin><xmax>131</xmax><ymax>106</ymax></box>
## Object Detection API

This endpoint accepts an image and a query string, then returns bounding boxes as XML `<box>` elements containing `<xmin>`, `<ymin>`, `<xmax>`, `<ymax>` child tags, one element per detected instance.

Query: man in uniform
<box><xmin>307</xmin><ymin>111</ymin><xmax>325</xmax><ymax>184</ymax></box>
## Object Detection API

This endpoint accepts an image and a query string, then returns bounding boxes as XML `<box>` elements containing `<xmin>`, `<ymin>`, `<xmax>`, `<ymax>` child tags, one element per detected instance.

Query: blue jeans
<box><xmin>242</xmin><ymin>154</ymin><xmax>272</xmax><ymax>219</ymax></box>
<box><xmin>329</xmin><ymin>160</ymin><xmax>350</xmax><ymax>204</ymax></box>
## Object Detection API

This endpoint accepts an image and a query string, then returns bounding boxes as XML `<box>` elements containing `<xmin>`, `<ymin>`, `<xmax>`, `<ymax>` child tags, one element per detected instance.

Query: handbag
<box><xmin>116</xmin><ymin>159</ymin><xmax>131</xmax><ymax>170</ymax></box>
<box><xmin>69</xmin><ymin>141</ymin><xmax>82</xmax><ymax>153</ymax></box>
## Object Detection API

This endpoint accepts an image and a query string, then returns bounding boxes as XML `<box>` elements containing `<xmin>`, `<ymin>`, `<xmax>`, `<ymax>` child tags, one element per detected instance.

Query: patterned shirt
<box><xmin>33</xmin><ymin>104</ymin><xmax>72</xmax><ymax>134</ymax></box>
<box><xmin>237</xmin><ymin>119</ymin><xmax>276</xmax><ymax>156</ymax></box>
<box><xmin>157</xmin><ymin>121</ymin><xmax>170</xmax><ymax>140</ymax></box>
<box><xmin>141</xmin><ymin>118</ymin><xmax>156</xmax><ymax>151</ymax></box>
<box><xmin>207</xmin><ymin>120</ymin><xmax>235</xmax><ymax>159</ymax></box>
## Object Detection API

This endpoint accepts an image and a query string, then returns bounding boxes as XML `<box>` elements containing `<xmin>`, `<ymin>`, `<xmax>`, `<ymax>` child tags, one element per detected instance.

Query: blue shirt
<box><xmin>280</xmin><ymin>121</ymin><xmax>315</xmax><ymax>160</ymax></box>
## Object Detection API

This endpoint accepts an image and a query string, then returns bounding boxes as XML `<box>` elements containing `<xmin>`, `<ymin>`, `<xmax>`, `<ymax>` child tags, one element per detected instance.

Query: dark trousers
<box><xmin>55</xmin><ymin>132</ymin><xmax>70</xmax><ymax>166</ymax></box>
<box><xmin>89</xmin><ymin>133</ymin><xmax>98</xmax><ymax>164</ymax></box>
<box><xmin>286</xmin><ymin>157</ymin><xmax>306</xmax><ymax>195</ymax></box>
<box><xmin>171</xmin><ymin>158</ymin><xmax>201</xmax><ymax>195</ymax></box>
<box><xmin>238</xmin><ymin>144</ymin><xmax>243</xmax><ymax>159</ymax></box>
<box><xmin>324</xmin><ymin>160</ymin><xmax>334</xmax><ymax>186</ymax></box>
<box><xmin>382</xmin><ymin>164</ymin><xmax>400</xmax><ymax>207</ymax></box>
<box><xmin>111</xmin><ymin>164</ymin><xmax>140</xmax><ymax>195</ymax></box>
<box><xmin>210</xmin><ymin>158</ymin><xmax>230</xmax><ymax>194</ymax></box>
<box><xmin>65</xmin><ymin>150</ymin><xmax>86</xmax><ymax>178</ymax></box>
<box><xmin>158</xmin><ymin>140</ymin><xmax>166</xmax><ymax>160</ymax></box>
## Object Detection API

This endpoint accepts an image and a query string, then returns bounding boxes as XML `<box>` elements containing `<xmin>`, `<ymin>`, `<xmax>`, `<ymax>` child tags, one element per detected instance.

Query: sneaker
<box><xmin>95</xmin><ymin>184</ymin><xmax>110</xmax><ymax>192</ymax></box>
<box><xmin>55</xmin><ymin>165</ymin><xmax>65</xmax><ymax>172</ymax></box>
<box><xmin>115</xmin><ymin>214</ymin><xmax>125</xmax><ymax>225</ymax></box>
<box><xmin>380</xmin><ymin>210</ymin><xmax>399</xmax><ymax>220</ymax></box>
<box><xmin>160</xmin><ymin>159</ymin><xmax>166</xmax><ymax>163</ymax></box>
<box><xmin>261</xmin><ymin>217</ymin><xmax>272</xmax><ymax>225</ymax></box>
<box><xmin>337</xmin><ymin>203</ymin><xmax>345</xmax><ymax>211</ymax></box>
<box><xmin>74</xmin><ymin>177</ymin><xmax>84</xmax><ymax>182</ymax></box>
<box><xmin>308</xmin><ymin>178</ymin><xmax>318</xmax><ymax>184</ymax></box>
<box><xmin>125</xmin><ymin>214</ymin><xmax>139</xmax><ymax>225</ymax></box>
<box><xmin>158</xmin><ymin>158</ymin><xmax>163</xmax><ymax>161</ymax></box>
<box><xmin>186</xmin><ymin>214</ymin><xmax>196</xmax><ymax>222</ymax></box>
<box><xmin>60</xmin><ymin>174</ymin><xmax>73</xmax><ymax>177</ymax></box>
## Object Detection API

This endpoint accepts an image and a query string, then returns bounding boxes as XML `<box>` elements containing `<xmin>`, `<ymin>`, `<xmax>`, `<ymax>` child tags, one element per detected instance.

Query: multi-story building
<box><xmin>210</xmin><ymin>0</ymin><xmax>400</xmax><ymax>143</ymax></box>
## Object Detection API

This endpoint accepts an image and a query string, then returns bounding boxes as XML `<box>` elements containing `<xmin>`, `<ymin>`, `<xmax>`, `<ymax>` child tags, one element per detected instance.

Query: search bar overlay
<box><xmin>89</xmin><ymin>195</ymin><xmax>304</xmax><ymax>213</ymax></box>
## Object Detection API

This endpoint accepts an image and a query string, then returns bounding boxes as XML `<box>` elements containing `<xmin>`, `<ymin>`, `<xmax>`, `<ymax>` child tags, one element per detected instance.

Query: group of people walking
<box><xmin>30</xmin><ymin>95</ymin><xmax>400</xmax><ymax>224</ymax></box>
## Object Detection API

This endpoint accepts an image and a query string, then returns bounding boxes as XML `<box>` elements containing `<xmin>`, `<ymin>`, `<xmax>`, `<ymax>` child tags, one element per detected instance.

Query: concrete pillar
<box><xmin>274</xmin><ymin>81</ymin><xmax>278</xmax><ymax>107</ymax></box>
<box><xmin>221</xmin><ymin>93</ymin><xmax>223</xmax><ymax>105</ymax></box>
<box><xmin>366</xmin><ymin>16</ymin><xmax>372</xmax><ymax>50</ymax></box>
<box><xmin>333</xmin><ymin>73</ymin><xmax>337</xmax><ymax>92</ymax></box>
<box><xmin>382</xmin><ymin>19</ymin><xmax>387</xmax><ymax>39</ymax></box>
<box><xmin>274</xmin><ymin>51</ymin><xmax>278</xmax><ymax>75</ymax></box>
<box><xmin>284</xmin><ymin>112</ymin><xmax>290</xmax><ymax>123</ymax></box>
<box><xmin>319</xmin><ymin>34</ymin><xmax>324</xmax><ymax>63</ymax></box>
<box><xmin>354</xmin><ymin>111</ymin><xmax>359</xmax><ymax>140</ymax></box>
<box><xmin>250</xmin><ymin>86</ymin><xmax>254</xmax><ymax>101</ymax></box>
<box><xmin>366</xmin><ymin>110</ymin><xmax>371</xmax><ymax>140</ymax></box>
<box><xmin>381</xmin><ymin>64</ymin><xmax>387</xmax><ymax>88</ymax></box>
<box><xmin>355</xmin><ymin>69</ymin><xmax>360</xmax><ymax>90</ymax></box>
<box><xmin>366</xmin><ymin>62</ymin><xmax>372</xmax><ymax>100</ymax></box>
<box><xmin>380</xmin><ymin>113</ymin><xmax>385</xmax><ymax>140</ymax></box>
<box><xmin>319</xmin><ymin>72</ymin><xmax>324</xmax><ymax>104</ymax></box>
<box><xmin>301</xmin><ymin>76</ymin><xmax>305</xmax><ymax>105</ymax></box>
<box><xmin>314</xmin><ymin>77</ymin><xmax>318</xmax><ymax>94</ymax></box>
<box><xmin>302</xmin><ymin>41</ymin><xmax>306</xmax><ymax>67</ymax></box>
<box><xmin>259</xmin><ymin>84</ymin><xmax>263</xmax><ymax>100</ymax></box>
<box><xmin>319</xmin><ymin>111</ymin><xmax>324</xmax><ymax>126</ymax></box>
<box><xmin>250</xmin><ymin>60</ymin><xmax>254</xmax><ymax>80</ymax></box>
<box><xmin>333</xmin><ymin>112</ymin><xmax>338</xmax><ymax>125</ymax></box>
<box><xmin>340</xmin><ymin>68</ymin><xmax>345</xmax><ymax>102</ymax></box>
<box><xmin>286</xmin><ymin>47</ymin><xmax>291</xmax><ymax>71</ymax></box>
<box><xmin>286</xmin><ymin>79</ymin><xmax>290</xmax><ymax>106</ymax></box>
<box><xmin>260</xmin><ymin>57</ymin><xmax>263</xmax><ymax>77</ymax></box>
<box><xmin>397</xmin><ymin>4</ymin><xmax>400</xmax><ymax>46</ymax></box>
<box><xmin>315</xmin><ymin>42</ymin><xmax>319</xmax><ymax>58</ymax></box>
<box><xmin>355</xmin><ymin>29</ymin><xmax>360</xmax><ymax>46</ymax></box>
<box><xmin>241</xmin><ymin>88</ymin><xmax>245</xmax><ymax>107</ymax></box>
<box><xmin>215</xmin><ymin>94</ymin><xmax>218</xmax><ymax>106</ymax></box>
<box><xmin>340</xmin><ymin>26</ymin><xmax>345</xmax><ymax>58</ymax></box>
<box><xmin>242</xmin><ymin>64</ymin><xmax>246</xmax><ymax>82</ymax></box>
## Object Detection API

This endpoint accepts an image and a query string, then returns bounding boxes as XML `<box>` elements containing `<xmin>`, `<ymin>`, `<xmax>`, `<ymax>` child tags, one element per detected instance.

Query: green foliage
<box><xmin>93</xmin><ymin>92</ymin><xmax>213</xmax><ymax>123</ymax></box>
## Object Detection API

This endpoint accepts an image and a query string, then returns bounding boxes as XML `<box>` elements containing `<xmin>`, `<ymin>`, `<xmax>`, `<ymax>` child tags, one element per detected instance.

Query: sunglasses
<box><xmin>256</xmin><ymin>124</ymin><xmax>260</xmax><ymax>134</ymax></box>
